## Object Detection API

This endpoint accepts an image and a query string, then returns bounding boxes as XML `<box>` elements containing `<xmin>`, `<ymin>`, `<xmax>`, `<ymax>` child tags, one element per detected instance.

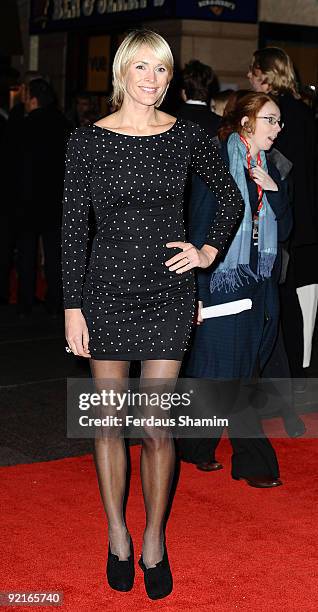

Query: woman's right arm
<box><xmin>62</xmin><ymin>130</ymin><xmax>92</xmax><ymax>357</ymax></box>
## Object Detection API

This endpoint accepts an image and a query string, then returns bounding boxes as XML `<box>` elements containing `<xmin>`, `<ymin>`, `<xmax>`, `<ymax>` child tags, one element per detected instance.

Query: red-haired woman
<box><xmin>182</xmin><ymin>92</ymin><xmax>292</xmax><ymax>487</ymax></box>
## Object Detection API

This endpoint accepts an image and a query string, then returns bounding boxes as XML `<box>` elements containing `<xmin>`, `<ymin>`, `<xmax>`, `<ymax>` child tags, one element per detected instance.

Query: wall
<box><xmin>38</xmin><ymin>32</ymin><xmax>68</xmax><ymax>107</ymax></box>
<box><xmin>179</xmin><ymin>20</ymin><xmax>258</xmax><ymax>89</ymax></box>
<box><xmin>260</xmin><ymin>0</ymin><xmax>318</xmax><ymax>26</ymax></box>
<box><xmin>11</xmin><ymin>0</ymin><xmax>30</xmax><ymax>79</ymax></box>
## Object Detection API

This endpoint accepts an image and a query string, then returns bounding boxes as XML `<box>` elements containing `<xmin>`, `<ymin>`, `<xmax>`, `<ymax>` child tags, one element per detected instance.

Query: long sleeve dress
<box><xmin>62</xmin><ymin>119</ymin><xmax>243</xmax><ymax>360</ymax></box>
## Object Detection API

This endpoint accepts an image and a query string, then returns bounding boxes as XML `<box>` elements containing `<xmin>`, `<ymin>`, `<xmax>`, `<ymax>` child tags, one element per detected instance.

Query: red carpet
<box><xmin>2</xmin><ymin>430</ymin><xmax>318</xmax><ymax>611</ymax></box>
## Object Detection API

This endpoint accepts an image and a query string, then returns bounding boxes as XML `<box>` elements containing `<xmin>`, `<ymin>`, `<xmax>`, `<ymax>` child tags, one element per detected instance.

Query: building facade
<box><xmin>7</xmin><ymin>0</ymin><xmax>318</xmax><ymax>112</ymax></box>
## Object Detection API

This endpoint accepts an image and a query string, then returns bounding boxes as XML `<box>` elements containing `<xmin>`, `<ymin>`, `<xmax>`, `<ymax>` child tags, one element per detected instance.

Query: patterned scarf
<box><xmin>210</xmin><ymin>132</ymin><xmax>277</xmax><ymax>293</ymax></box>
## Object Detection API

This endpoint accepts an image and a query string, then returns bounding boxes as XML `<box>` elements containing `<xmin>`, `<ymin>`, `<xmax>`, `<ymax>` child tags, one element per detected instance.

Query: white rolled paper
<box><xmin>201</xmin><ymin>298</ymin><xmax>253</xmax><ymax>319</ymax></box>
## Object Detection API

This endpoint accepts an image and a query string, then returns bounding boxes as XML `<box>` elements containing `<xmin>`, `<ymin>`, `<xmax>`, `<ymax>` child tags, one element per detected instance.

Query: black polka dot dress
<box><xmin>62</xmin><ymin>119</ymin><xmax>243</xmax><ymax>360</ymax></box>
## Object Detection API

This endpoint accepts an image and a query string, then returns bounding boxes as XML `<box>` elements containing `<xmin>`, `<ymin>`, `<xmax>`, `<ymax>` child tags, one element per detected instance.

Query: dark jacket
<box><xmin>3</xmin><ymin>105</ymin><xmax>71</xmax><ymax>230</ymax></box>
<box><xmin>177</xmin><ymin>102</ymin><xmax>221</xmax><ymax>138</ymax></box>
<box><xmin>275</xmin><ymin>93</ymin><xmax>317</xmax><ymax>247</ymax></box>
<box><xmin>185</xmin><ymin>139</ymin><xmax>292</xmax><ymax>378</ymax></box>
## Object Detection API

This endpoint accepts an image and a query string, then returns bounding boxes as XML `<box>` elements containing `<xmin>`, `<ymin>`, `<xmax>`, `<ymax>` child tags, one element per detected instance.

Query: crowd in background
<box><xmin>0</xmin><ymin>77</ymin><xmax>102</xmax><ymax>315</ymax></box>
<box><xmin>0</xmin><ymin>48</ymin><xmax>317</xmax><ymax>397</ymax></box>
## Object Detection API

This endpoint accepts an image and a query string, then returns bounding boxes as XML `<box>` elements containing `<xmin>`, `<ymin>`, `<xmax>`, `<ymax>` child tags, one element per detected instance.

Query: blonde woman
<box><xmin>62</xmin><ymin>29</ymin><xmax>243</xmax><ymax>600</ymax></box>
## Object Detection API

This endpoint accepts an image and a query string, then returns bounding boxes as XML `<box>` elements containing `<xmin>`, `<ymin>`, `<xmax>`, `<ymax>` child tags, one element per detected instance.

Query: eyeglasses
<box><xmin>256</xmin><ymin>116</ymin><xmax>284</xmax><ymax>128</ymax></box>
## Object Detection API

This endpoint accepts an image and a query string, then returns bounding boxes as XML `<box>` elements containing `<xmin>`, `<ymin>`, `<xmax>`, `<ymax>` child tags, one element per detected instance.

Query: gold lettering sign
<box><xmin>87</xmin><ymin>35</ymin><xmax>110</xmax><ymax>91</ymax></box>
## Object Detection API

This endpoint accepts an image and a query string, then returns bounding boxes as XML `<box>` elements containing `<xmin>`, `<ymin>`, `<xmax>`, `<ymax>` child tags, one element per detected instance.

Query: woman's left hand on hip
<box><xmin>165</xmin><ymin>241</ymin><xmax>218</xmax><ymax>273</ymax></box>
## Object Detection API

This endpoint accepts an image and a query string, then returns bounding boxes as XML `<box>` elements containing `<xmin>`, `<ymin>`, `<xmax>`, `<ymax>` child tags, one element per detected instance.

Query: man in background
<box><xmin>0</xmin><ymin>71</ymin><xmax>45</xmax><ymax>306</ymax></box>
<box><xmin>5</xmin><ymin>78</ymin><xmax>71</xmax><ymax>315</ymax></box>
<box><xmin>177</xmin><ymin>59</ymin><xmax>221</xmax><ymax>137</ymax></box>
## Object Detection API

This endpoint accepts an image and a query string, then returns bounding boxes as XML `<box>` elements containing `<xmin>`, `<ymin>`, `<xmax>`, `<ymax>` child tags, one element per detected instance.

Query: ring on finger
<box><xmin>65</xmin><ymin>346</ymin><xmax>72</xmax><ymax>354</ymax></box>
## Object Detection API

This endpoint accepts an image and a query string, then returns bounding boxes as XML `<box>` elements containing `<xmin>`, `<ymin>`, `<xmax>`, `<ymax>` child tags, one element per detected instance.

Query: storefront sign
<box><xmin>175</xmin><ymin>0</ymin><xmax>258</xmax><ymax>23</ymax></box>
<box><xmin>87</xmin><ymin>35</ymin><xmax>110</xmax><ymax>91</ymax></box>
<box><xmin>30</xmin><ymin>0</ymin><xmax>173</xmax><ymax>33</ymax></box>
<box><xmin>29</xmin><ymin>0</ymin><xmax>258</xmax><ymax>33</ymax></box>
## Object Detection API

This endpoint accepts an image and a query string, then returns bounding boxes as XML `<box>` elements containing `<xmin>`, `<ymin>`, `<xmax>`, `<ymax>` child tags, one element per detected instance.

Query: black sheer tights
<box><xmin>90</xmin><ymin>359</ymin><xmax>180</xmax><ymax>568</ymax></box>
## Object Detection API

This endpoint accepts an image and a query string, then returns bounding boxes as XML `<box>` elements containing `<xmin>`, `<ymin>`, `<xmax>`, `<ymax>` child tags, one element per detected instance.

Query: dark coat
<box><xmin>184</xmin><ymin>140</ymin><xmax>292</xmax><ymax>378</ymax></box>
<box><xmin>177</xmin><ymin>102</ymin><xmax>221</xmax><ymax>138</ymax></box>
<box><xmin>275</xmin><ymin>93</ymin><xmax>317</xmax><ymax>247</ymax></box>
<box><xmin>275</xmin><ymin>94</ymin><xmax>318</xmax><ymax>287</ymax></box>
<box><xmin>3</xmin><ymin>105</ymin><xmax>71</xmax><ymax>230</ymax></box>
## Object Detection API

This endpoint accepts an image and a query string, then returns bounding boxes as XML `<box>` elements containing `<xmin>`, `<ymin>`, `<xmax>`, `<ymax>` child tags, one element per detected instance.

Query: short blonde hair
<box><xmin>250</xmin><ymin>47</ymin><xmax>299</xmax><ymax>98</ymax></box>
<box><xmin>111</xmin><ymin>29</ymin><xmax>174</xmax><ymax>109</ymax></box>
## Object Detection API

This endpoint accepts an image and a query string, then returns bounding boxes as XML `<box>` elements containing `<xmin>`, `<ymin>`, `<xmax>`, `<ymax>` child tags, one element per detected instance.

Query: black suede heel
<box><xmin>138</xmin><ymin>543</ymin><xmax>173</xmax><ymax>600</ymax></box>
<box><xmin>106</xmin><ymin>538</ymin><xmax>135</xmax><ymax>592</ymax></box>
